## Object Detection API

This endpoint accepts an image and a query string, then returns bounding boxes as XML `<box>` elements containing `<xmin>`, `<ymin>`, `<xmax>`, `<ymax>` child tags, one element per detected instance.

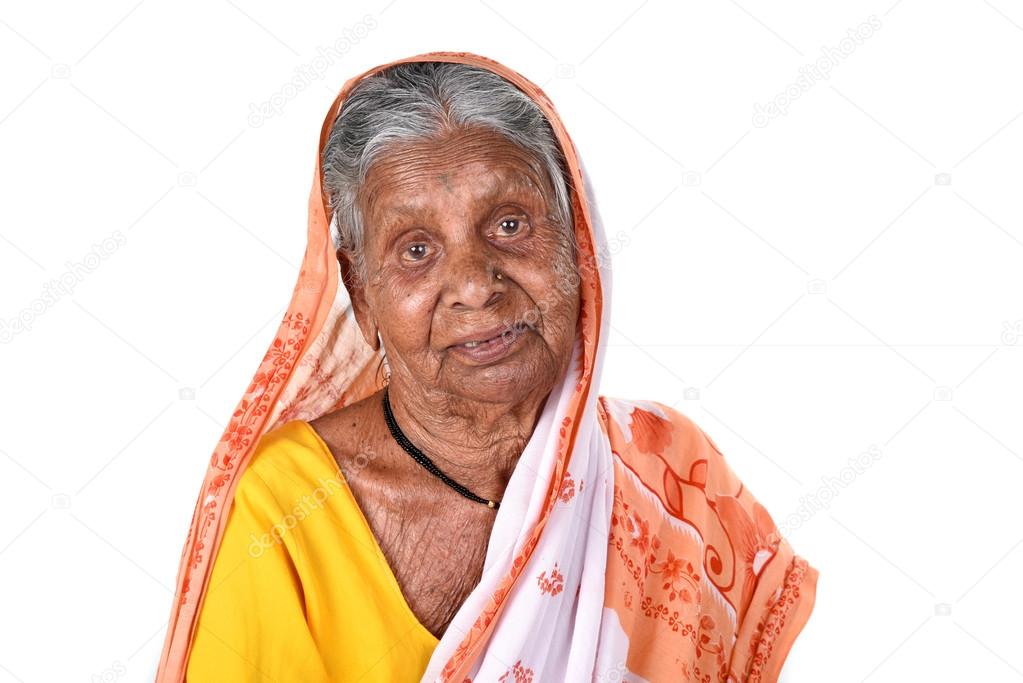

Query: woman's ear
<box><xmin>337</xmin><ymin>248</ymin><xmax>380</xmax><ymax>352</ymax></box>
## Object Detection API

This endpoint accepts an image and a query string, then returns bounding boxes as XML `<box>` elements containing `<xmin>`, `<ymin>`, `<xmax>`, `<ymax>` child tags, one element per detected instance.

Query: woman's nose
<box><xmin>440</xmin><ymin>249</ymin><xmax>506</xmax><ymax>310</ymax></box>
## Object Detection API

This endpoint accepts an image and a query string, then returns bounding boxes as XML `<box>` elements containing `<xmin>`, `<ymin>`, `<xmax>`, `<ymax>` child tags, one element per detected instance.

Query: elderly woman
<box><xmin>157</xmin><ymin>53</ymin><xmax>817</xmax><ymax>683</ymax></box>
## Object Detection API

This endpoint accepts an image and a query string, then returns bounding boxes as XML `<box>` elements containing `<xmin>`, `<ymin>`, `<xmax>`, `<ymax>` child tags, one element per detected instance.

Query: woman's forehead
<box><xmin>361</xmin><ymin>136</ymin><xmax>550</xmax><ymax>217</ymax></box>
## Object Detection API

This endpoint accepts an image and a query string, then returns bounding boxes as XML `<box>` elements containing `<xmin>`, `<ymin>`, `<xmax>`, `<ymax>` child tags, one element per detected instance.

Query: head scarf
<box><xmin>156</xmin><ymin>51</ymin><xmax>817</xmax><ymax>683</ymax></box>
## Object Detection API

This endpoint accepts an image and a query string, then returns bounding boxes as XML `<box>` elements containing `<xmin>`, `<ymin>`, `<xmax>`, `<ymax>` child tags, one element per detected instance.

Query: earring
<box><xmin>495</xmin><ymin>271</ymin><xmax>503</xmax><ymax>281</ymax></box>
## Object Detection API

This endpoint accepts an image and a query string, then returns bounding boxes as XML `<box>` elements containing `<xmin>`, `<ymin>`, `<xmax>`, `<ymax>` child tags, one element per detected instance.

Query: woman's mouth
<box><xmin>449</xmin><ymin>325</ymin><xmax>530</xmax><ymax>364</ymax></box>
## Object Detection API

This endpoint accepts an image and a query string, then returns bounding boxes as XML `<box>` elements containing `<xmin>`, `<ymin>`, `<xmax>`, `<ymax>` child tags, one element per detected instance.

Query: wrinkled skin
<box><xmin>310</xmin><ymin>127</ymin><xmax>580</xmax><ymax>639</ymax></box>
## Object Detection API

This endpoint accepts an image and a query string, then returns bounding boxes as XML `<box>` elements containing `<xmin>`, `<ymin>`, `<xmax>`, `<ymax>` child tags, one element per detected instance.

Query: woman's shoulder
<box><xmin>596</xmin><ymin>394</ymin><xmax>818</xmax><ymax>680</ymax></box>
<box><xmin>237</xmin><ymin>419</ymin><xmax>342</xmax><ymax>504</ymax></box>
<box><xmin>596</xmin><ymin>394</ymin><xmax>769</xmax><ymax>516</ymax></box>
<box><xmin>597</xmin><ymin>395</ymin><xmax>724</xmax><ymax>475</ymax></box>
<box><xmin>188</xmin><ymin>420</ymin><xmax>340</xmax><ymax>681</ymax></box>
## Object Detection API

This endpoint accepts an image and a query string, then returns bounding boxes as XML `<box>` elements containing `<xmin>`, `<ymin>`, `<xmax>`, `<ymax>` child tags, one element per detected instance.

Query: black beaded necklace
<box><xmin>382</xmin><ymin>386</ymin><xmax>501</xmax><ymax>510</ymax></box>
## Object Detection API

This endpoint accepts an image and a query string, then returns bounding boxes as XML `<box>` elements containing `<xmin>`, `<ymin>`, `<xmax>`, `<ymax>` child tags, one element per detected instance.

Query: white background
<box><xmin>2</xmin><ymin>1</ymin><xmax>1022</xmax><ymax>681</ymax></box>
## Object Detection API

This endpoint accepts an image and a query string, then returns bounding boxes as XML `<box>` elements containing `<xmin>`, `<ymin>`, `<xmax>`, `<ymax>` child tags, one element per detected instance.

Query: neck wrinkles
<box><xmin>381</xmin><ymin>377</ymin><xmax>551</xmax><ymax>500</ymax></box>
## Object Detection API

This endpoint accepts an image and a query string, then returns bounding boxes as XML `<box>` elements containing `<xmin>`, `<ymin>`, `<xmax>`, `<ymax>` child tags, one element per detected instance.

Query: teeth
<box><xmin>460</xmin><ymin>328</ymin><xmax>523</xmax><ymax>349</ymax></box>
<box><xmin>462</xmin><ymin>333</ymin><xmax>506</xmax><ymax>348</ymax></box>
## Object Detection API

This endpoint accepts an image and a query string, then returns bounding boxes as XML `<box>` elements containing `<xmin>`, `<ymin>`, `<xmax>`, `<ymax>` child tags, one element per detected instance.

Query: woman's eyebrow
<box><xmin>474</xmin><ymin>167</ymin><xmax>546</xmax><ymax>203</ymax></box>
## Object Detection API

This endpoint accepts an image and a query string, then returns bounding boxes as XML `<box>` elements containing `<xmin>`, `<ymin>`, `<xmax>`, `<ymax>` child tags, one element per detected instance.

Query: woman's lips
<box><xmin>448</xmin><ymin>326</ymin><xmax>528</xmax><ymax>364</ymax></box>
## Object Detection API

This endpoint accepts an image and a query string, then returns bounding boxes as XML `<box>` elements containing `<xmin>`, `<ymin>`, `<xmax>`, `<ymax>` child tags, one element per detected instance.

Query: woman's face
<box><xmin>344</xmin><ymin>127</ymin><xmax>580</xmax><ymax>406</ymax></box>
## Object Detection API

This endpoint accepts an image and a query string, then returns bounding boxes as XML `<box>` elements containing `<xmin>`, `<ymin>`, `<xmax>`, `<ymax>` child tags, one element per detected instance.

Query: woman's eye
<box><xmin>402</xmin><ymin>243</ymin><xmax>428</xmax><ymax>261</ymax></box>
<box><xmin>496</xmin><ymin>217</ymin><xmax>527</xmax><ymax>236</ymax></box>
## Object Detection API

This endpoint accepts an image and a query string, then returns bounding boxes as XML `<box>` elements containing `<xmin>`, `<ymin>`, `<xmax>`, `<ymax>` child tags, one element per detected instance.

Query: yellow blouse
<box><xmin>185</xmin><ymin>420</ymin><xmax>440</xmax><ymax>682</ymax></box>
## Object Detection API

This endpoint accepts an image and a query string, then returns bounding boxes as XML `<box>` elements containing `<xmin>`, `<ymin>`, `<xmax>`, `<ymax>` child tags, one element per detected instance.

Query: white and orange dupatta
<box><xmin>156</xmin><ymin>51</ymin><xmax>817</xmax><ymax>683</ymax></box>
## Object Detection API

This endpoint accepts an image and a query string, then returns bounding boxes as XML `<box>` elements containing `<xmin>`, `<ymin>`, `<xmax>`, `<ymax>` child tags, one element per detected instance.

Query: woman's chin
<box><xmin>444</xmin><ymin>351</ymin><xmax>557</xmax><ymax>405</ymax></box>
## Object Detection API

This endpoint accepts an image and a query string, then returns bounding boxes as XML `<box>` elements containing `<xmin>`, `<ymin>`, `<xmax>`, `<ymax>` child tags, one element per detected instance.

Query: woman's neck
<box><xmin>381</xmin><ymin>380</ymin><xmax>550</xmax><ymax>501</ymax></box>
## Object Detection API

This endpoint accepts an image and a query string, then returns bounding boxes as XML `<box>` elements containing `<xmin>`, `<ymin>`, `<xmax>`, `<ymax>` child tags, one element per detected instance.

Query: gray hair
<box><xmin>321</xmin><ymin>61</ymin><xmax>575</xmax><ymax>289</ymax></box>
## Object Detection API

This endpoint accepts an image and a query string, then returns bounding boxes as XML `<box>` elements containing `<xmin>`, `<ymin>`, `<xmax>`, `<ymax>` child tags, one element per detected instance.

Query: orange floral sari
<box><xmin>155</xmin><ymin>51</ymin><xmax>817</xmax><ymax>682</ymax></box>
